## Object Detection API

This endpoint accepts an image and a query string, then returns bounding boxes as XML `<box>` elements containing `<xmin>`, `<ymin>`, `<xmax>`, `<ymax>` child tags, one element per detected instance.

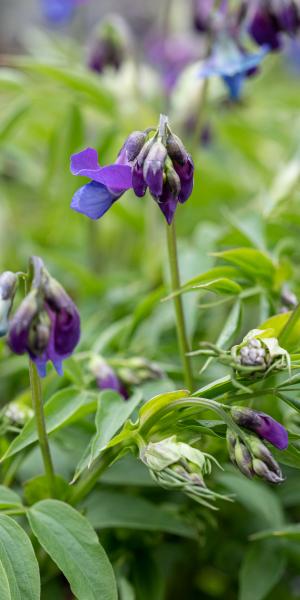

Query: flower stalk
<box><xmin>165</xmin><ymin>219</ymin><xmax>194</xmax><ymax>391</ymax></box>
<box><xmin>29</xmin><ymin>359</ymin><xmax>56</xmax><ymax>497</ymax></box>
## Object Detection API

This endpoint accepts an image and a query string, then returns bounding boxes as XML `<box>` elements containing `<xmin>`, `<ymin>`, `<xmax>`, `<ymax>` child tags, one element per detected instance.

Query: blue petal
<box><xmin>35</xmin><ymin>359</ymin><xmax>47</xmax><ymax>378</ymax></box>
<box><xmin>198</xmin><ymin>40</ymin><xmax>269</xmax><ymax>80</ymax></box>
<box><xmin>41</xmin><ymin>0</ymin><xmax>74</xmax><ymax>24</ymax></box>
<box><xmin>71</xmin><ymin>181</ymin><xmax>119</xmax><ymax>220</ymax></box>
<box><xmin>222</xmin><ymin>73</ymin><xmax>245</xmax><ymax>100</ymax></box>
<box><xmin>52</xmin><ymin>359</ymin><xmax>64</xmax><ymax>376</ymax></box>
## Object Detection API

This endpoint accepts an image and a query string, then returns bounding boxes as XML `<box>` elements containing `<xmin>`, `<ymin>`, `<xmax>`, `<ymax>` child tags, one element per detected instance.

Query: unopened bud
<box><xmin>166</xmin><ymin>132</ymin><xmax>190</xmax><ymax>166</ymax></box>
<box><xmin>122</xmin><ymin>131</ymin><xmax>148</xmax><ymax>162</ymax></box>
<box><xmin>143</xmin><ymin>141</ymin><xmax>167</xmax><ymax>197</ymax></box>
<box><xmin>231</xmin><ymin>407</ymin><xmax>288</xmax><ymax>450</ymax></box>
<box><xmin>0</xmin><ymin>271</ymin><xmax>18</xmax><ymax>337</ymax></box>
<box><xmin>252</xmin><ymin>459</ymin><xmax>284</xmax><ymax>484</ymax></box>
<box><xmin>234</xmin><ymin>438</ymin><xmax>253</xmax><ymax>478</ymax></box>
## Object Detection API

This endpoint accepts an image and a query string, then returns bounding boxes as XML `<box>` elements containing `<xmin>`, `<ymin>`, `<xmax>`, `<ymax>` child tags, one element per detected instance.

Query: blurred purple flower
<box><xmin>198</xmin><ymin>36</ymin><xmax>269</xmax><ymax>100</ymax></box>
<box><xmin>90</xmin><ymin>356</ymin><xmax>128</xmax><ymax>399</ymax></box>
<box><xmin>231</xmin><ymin>406</ymin><xmax>288</xmax><ymax>450</ymax></box>
<box><xmin>8</xmin><ymin>258</ymin><xmax>80</xmax><ymax>377</ymax></box>
<box><xmin>146</xmin><ymin>33</ymin><xmax>202</xmax><ymax>92</ymax></box>
<box><xmin>248</xmin><ymin>1</ymin><xmax>300</xmax><ymax>51</ymax></box>
<box><xmin>41</xmin><ymin>0</ymin><xmax>86</xmax><ymax>25</ymax></box>
<box><xmin>88</xmin><ymin>15</ymin><xmax>130</xmax><ymax>74</ymax></box>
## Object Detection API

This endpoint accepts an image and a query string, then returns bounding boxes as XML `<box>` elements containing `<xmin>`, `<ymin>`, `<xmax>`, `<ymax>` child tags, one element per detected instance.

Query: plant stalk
<box><xmin>29</xmin><ymin>360</ymin><xmax>56</xmax><ymax>497</ymax></box>
<box><xmin>165</xmin><ymin>219</ymin><xmax>194</xmax><ymax>391</ymax></box>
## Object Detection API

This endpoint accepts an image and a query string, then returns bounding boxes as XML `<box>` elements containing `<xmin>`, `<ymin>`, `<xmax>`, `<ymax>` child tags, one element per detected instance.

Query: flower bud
<box><xmin>143</xmin><ymin>141</ymin><xmax>167</xmax><ymax>197</ymax></box>
<box><xmin>90</xmin><ymin>356</ymin><xmax>128</xmax><ymax>399</ymax></box>
<box><xmin>0</xmin><ymin>271</ymin><xmax>17</xmax><ymax>337</ymax></box>
<box><xmin>166</xmin><ymin>132</ymin><xmax>190</xmax><ymax>166</ymax></box>
<box><xmin>231</xmin><ymin>406</ymin><xmax>288</xmax><ymax>450</ymax></box>
<box><xmin>234</xmin><ymin>438</ymin><xmax>253</xmax><ymax>478</ymax></box>
<box><xmin>87</xmin><ymin>15</ymin><xmax>130</xmax><ymax>73</ymax></box>
<box><xmin>252</xmin><ymin>458</ymin><xmax>284</xmax><ymax>484</ymax></box>
<box><xmin>193</xmin><ymin>0</ymin><xmax>214</xmax><ymax>33</ymax></box>
<box><xmin>8</xmin><ymin>290</ymin><xmax>41</xmax><ymax>355</ymax></box>
<box><xmin>231</xmin><ymin>329</ymin><xmax>289</xmax><ymax>374</ymax></box>
<box><xmin>121</xmin><ymin>131</ymin><xmax>148</xmax><ymax>163</ymax></box>
<box><xmin>132</xmin><ymin>139</ymin><xmax>153</xmax><ymax>197</ymax></box>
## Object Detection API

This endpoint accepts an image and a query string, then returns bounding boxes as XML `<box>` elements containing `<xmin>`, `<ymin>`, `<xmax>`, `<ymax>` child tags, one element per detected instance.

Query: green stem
<box><xmin>29</xmin><ymin>360</ymin><xmax>56</xmax><ymax>497</ymax></box>
<box><xmin>68</xmin><ymin>449</ymin><xmax>116</xmax><ymax>506</ymax></box>
<box><xmin>166</xmin><ymin>219</ymin><xmax>194</xmax><ymax>391</ymax></box>
<box><xmin>279</xmin><ymin>303</ymin><xmax>300</xmax><ymax>348</ymax></box>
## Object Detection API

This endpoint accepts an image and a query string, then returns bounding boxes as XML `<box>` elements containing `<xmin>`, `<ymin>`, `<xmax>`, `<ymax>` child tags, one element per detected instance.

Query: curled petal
<box><xmin>71</xmin><ymin>181</ymin><xmax>120</xmax><ymax>220</ymax></box>
<box><xmin>70</xmin><ymin>147</ymin><xmax>132</xmax><ymax>190</ymax></box>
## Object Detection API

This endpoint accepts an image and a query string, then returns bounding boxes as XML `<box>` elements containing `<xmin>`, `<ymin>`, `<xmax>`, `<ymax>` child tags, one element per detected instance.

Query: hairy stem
<box><xmin>165</xmin><ymin>219</ymin><xmax>194</xmax><ymax>391</ymax></box>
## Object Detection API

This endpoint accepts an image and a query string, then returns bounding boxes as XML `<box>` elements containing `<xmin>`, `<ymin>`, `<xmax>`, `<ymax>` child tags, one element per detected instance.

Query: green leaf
<box><xmin>23</xmin><ymin>475</ymin><xmax>69</xmax><ymax>505</ymax></box>
<box><xmin>212</xmin><ymin>248</ymin><xmax>276</xmax><ymax>284</ymax></box>
<box><xmin>164</xmin><ymin>277</ymin><xmax>241</xmax><ymax>300</ymax></box>
<box><xmin>251</xmin><ymin>523</ymin><xmax>300</xmax><ymax>541</ymax></box>
<box><xmin>139</xmin><ymin>389</ymin><xmax>189</xmax><ymax>426</ymax></box>
<box><xmin>0</xmin><ymin>514</ymin><xmax>40</xmax><ymax>600</ymax></box>
<box><xmin>260</xmin><ymin>312</ymin><xmax>300</xmax><ymax>352</ymax></box>
<box><xmin>72</xmin><ymin>389</ymin><xmax>142</xmax><ymax>480</ymax></box>
<box><xmin>272</xmin><ymin>444</ymin><xmax>300</xmax><ymax>469</ymax></box>
<box><xmin>27</xmin><ymin>500</ymin><xmax>117</xmax><ymax>600</ymax></box>
<box><xmin>200</xmin><ymin>299</ymin><xmax>242</xmax><ymax>374</ymax></box>
<box><xmin>239</xmin><ymin>541</ymin><xmax>286</xmax><ymax>600</ymax></box>
<box><xmin>0</xmin><ymin>486</ymin><xmax>22</xmax><ymax>510</ymax></box>
<box><xmin>84</xmin><ymin>490</ymin><xmax>197</xmax><ymax>538</ymax></box>
<box><xmin>0</xmin><ymin>98</ymin><xmax>31</xmax><ymax>144</ymax></box>
<box><xmin>1</xmin><ymin>388</ymin><xmax>97</xmax><ymax>461</ymax></box>
<box><xmin>218</xmin><ymin>470</ymin><xmax>284</xmax><ymax>528</ymax></box>
<box><xmin>89</xmin><ymin>389</ymin><xmax>142</xmax><ymax>465</ymax></box>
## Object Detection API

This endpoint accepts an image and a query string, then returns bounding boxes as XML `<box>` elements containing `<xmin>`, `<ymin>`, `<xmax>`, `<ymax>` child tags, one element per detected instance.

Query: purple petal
<box><xmin>256</xmin><ymin>413</ymin><xmax>288</xmax><ymax>450</ymax></box>
<box><xmin>174</xmin><ymin>156</ymin><xmax>194</xmax><ymax>203</ymax></box>
<box><xmin>71</xmin><ymin>181</ymin><xmax>119</xmax><ymax>220</ymax></box>
<box><xmin>157</xmin><ymin>183</ymin><xmax>179</xmax><ymax>225</ymax></box>
<box><xmin>248</xmin><ymin>9</ymin><xmax>282</xmax><ymax>51</ymax></box>
<box><xmin>70</xmin><ymin>147</ymin><xmax>132</xmax><ymax>190</ymax></box>
<box><xmin>132</xmin><ymin>162</ymin><xmax>147</xmax><ymax>197</ymax></box>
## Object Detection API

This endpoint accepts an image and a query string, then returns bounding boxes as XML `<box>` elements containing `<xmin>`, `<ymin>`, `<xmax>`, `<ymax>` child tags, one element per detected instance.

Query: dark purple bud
<box><xmin>28</xmin><ymin>310</ymin><xmax>51</xmax><ymax>356</ymax></box>
<box><xmin>231</xmin><ymin>406</ymin><xmax>288</xmax><ymax>450</ymax></box>
<box><xmin>120</xmin><ymin>131</ymin><xmax>147</xmax><ymax>163</ymax></box>
<box><xmin>277</xmin><ymin>3</ymin><xmax>300</xmax><ymax>34</ymax></box>
<box><xmin>43</xmin><ymin>276</ymin><xmax>80</xmax><ymax>357</ymax></box>
<box><xmin>90</xmin><ymin>356</ymin><xmax>128</xmax><ymax>399</ymax></box>
<box><xmin>157</xmin><ymin>178</ymin><xmax>179</xmax><ymax>225</ymax></box>
<box><xmin>8</xmin><ymin>290</ymin><xmax>41</xmax><ymax>355</ymax></box>
<box><xmin>87</xmin><ymin>16</ymin><xmax>130</xmax><ymax>74</ymax></box>
<box><xmin>0</xmin><ymin>271</ymin><xmax>18</xmax><ymax>337</ymax></box>
<box><xmin>132</xmin><ymin>139</ymin><xmax>153</xmax><ymax>197</ymax></box>
<box><xmin>143</xmin><ymin>141</ymin><xmax>167</xmax><ymax>197</ymax></box>
<box><xmin>248</xmin><ymin>7</ymin><xmax>282</xmax><ymax>51</ymax></box>
<box><xmin>193</xmin><ymin>0</ymin><xmax>214</xmax><ymax>32</ymax></box>
<box><xmin>173</xmin><ymin>155</ymin><xmax>194</xmax><ymax>203</ymax></box>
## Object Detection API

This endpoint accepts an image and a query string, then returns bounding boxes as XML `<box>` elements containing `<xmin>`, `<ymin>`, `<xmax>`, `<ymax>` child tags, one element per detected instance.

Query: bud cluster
<box><xmin>248</xmin><ymin>0</ymin><xmax>300</xmax><ymax>51</ymax></box>
<box><xmin>0</xmin><ymin>257</ymin><xmax>80</xmax><ymax>378</ymax></box>
<box><xmin>227</xmin><ymin>430</ymin><xmax>284</xmax><ymax>484</ymax></box>
<box><xmin>121</xmin><ymin>116</ymin><xmax>194</xmax><ymax>224</ymax></box>
<box><xmin>140</xmin><ymin>436</ymin><xmax>229</xmax><ymax>508</ymax></box>
<box><xmin>88</xmin><ymin>15</ymin><xmax>130</xmax><ymax>74</ymax></box>
<box><xmin>90</xmin><ymin>355</ymin><xmax>163</xmax><ymax>400</ymax></box>
<box><xmin>231</xmin><ymin>329</ymin><xmax>289</xmax><ymax>374</ymax></box>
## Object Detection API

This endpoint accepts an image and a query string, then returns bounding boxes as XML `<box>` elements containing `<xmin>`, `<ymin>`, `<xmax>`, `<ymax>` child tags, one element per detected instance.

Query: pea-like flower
<box><xmin>231</xmin><ymin>406</ymin><xmax>288</xmax><ymax>450</ymax></box>
<box><xmin>0</xmin><ymin>271</ymin><xmax>17</xmax><ymax>337</ymax></box>
<box><xmin>70</xmin><ymin>114</ymin><xmax>194</xmax><ymax>225</ymax></box>
<box><xmin>231</xmin><ymin>328</ymin><xmax>289</xmax><ymax>374</ymax></box>
<box><xmin>8</xmin><ymin>257</ymin><xmax>80</xmax><ymax>377</ymax></box>
<box><xmin>227</xmin><ymin>429</ymin><xmax>284</xmax><ymax>484</ymax></box>
<box><xmin>140</xmin><ymin>435</ymin><xmax>229</xmax><ymax>508</ymax></box>
<box><xmin>198</xmin><ymin>35</ymin><xmax>269</xmax><ymax>100</ymax></box>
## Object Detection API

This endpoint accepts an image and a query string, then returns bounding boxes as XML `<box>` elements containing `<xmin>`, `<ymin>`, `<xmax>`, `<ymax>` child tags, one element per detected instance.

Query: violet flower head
<box><xmin>90</xmin><ymin>356</ymin><xmax>128</xmax><ymax>399</ymax></box>
<box><xmin>8</xmin><ymin>257</ymin><xmax>80</xmax><ymax>378</ymax></box>
<box><xmin>198</xmin><ymin>35</ymin><xmax>269</xmax><ymax>100</ymax></box>
<box><xmin>231</xmin><ymin>406</ymin><xmax>288</xmax><ymax>450</ymax></box>
<box><xmin>70</xmin><ymin>115</ymin><xmax>194</xmax><ymax>225</ymax></box>
<box><xmin>0</xmin><ymin>271</ymin><xmax>18</xmax><ymax>337</ymax></box>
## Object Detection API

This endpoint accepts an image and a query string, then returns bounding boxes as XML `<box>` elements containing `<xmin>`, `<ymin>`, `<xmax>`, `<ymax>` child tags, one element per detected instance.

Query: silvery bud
<box><xmin>0</xmin><ymin>271</ymin><xmax>18</xmax><ymax>337</ymax></box>
<box><xmin>231</xmin><ymin>329</ymin><xmax>289</xmax><ymax>373</ymax></box>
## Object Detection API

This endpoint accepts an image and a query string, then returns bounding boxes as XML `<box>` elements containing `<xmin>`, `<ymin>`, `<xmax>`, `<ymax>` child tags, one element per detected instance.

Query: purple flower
<box><xmin>198</xmin><ymin>36</ymin><xmax>269</xmax><ymax>100</ymax></box>
<box><xmin>87</xmin><ymin>15</ymin><xmax>130</xmax><ymax>74</ymax></box>
<box><xmin>90</xmin><ymin>356</ymin><xmax>128</xmax><ymax>399</ymax></box>
<box><xmin>248</xmin><ymin>1</ymin><xmax>300</xmax><ymax>50</ymax></box>
<box><xmin>231</xmin><ymin>406</ymin><xmax>288</xmax><ymax>450</ymax></box>
<box><xmin>70</xmin><ymin>116</ymin><xmax>194</xmax><ymax>225</ymax></box>
<box><xmin>193</xmin><ymin>0</ymin><xmax>215</xmax><ymax>32</ymax></box>
<box><xmin>8</xmin><ymin>257</ymin><xmax>80</xmax><ymax>377</ymax></box>
<box><xmin>146</xmin><ymin>33</ymin><xmax>202</xmax><ymax>92</ymax></box>
<box><xmin>41</xmin><ymin>0</ymin><xmax>85</xmax><ymax>25</ymax></box>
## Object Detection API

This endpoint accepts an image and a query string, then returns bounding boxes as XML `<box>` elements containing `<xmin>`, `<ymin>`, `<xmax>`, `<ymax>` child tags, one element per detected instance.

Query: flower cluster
<box><xmin>0</xmin><ymin>257</ymin><xmax>80</xmax><ymax>377</ymax></box>
<box><xmin>70</xmin><ymin>114</ymin><xmax>194</xmax><ymax>225</ymax></box>
<box><xmin>227</xmin><ymin>406</ymin><xmax>288</xmax><ymax>484</ymax></box>
<box><xmin>88</xmin><ymin>15</ymin><xmax>130</xmax><ymax>74</ymax></box>
<box><xmin>140</xmin><ymin>435</ymin><xmax>229</xmax><ymax>508</ymax></box>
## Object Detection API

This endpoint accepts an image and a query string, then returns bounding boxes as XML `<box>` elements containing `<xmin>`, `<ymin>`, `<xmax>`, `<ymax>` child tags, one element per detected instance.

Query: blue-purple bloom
<box><xmin>8</xmin><ymin>257</ymin><xmax>80</xmax><ymax>377</ymax></box>
<box><xmin>70</xmin><ymin>116</ymin><xmax>194</xmax><ymax>225</ymax></box>
<box><xmin>41</xmin><ymin>0</ymin><xmax>85</xmax><ymax>25</ymax></box>
<box><xmin>198</xmin><ymin>36</ymin><xmax>269</xmax><ymax>100</ymax></box>
<box><xmin>231</xmin><ymin>406</ymin><xmax>288</xmax><ymax>450</ymax></box>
